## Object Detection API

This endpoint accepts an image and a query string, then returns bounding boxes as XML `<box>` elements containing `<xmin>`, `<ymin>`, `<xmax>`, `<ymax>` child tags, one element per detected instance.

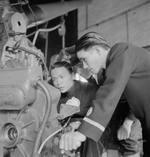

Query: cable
<box><xmin>6</xmin><ymin>44</ymin><xmax>49</xmax><ymax>80</ymax></box>
<box><xmin>32</xmin><ymin>81</ymin><xmax>52</xmax><ymax>157</ymax></box>
<box><xmin>38</xmin><ymin>128</ymin><xmax>62</xmax><ymax>154</ymax></box>
<box><xmin>38</xmin><ymin>117</ymin><xmax>71</xmax><ymax>154</ymax></box>
<box><xmin>18</xmin><ymin>46</ymin><xmax>49</xmax><ymax>80</ymax></box>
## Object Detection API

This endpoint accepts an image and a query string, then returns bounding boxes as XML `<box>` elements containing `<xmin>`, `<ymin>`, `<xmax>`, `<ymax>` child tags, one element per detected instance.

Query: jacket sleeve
<box><xmin>79</xmin><ymin>43</ymin><xmax>136</xmax><ymax>142</ymax></box>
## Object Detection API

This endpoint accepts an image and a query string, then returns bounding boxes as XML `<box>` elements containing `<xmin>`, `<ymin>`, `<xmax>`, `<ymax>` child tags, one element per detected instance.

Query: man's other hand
<box><xmin>117</xmin><ymin>119</ymin><xmax>133</xmax><ymax>140</ymax></box>
<box><xmin>59</xmin><ymin>131</ymin><xmax>86</xmax><ymax>151</ymax></box>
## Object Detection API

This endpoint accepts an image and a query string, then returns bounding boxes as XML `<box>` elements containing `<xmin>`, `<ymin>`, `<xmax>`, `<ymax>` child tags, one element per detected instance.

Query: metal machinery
<box><xmin>0</xmin><ymin>1</ymin><xmax>65</xmax><ymax>157</ymax></box>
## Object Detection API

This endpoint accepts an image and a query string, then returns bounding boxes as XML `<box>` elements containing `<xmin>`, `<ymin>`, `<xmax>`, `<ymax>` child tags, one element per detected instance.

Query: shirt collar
<box><xmin>92</xmin><ymin>68</ymin><xmax>105</xmax><ymax>85</ymax></box>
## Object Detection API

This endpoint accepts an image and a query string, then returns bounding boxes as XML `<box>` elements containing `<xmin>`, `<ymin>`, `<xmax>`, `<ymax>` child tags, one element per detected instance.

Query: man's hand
<box><xmin>59</xmin><ymin>131</ymin><xmax>86</xmax><ymax>151</ymax></box>
<box><xmin>117</xmin><ymin>119</ymin><xmax>133</xmax><ymax>140</ymax></box>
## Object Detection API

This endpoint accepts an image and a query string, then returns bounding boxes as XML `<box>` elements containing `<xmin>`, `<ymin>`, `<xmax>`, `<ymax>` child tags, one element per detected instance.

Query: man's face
<box><xmin>77</xmin><ymin>46</ymin><xmax>106</xmax><ymax>75</ymax></box>
<box><xmin>51</xmin><ymin>67</ymin><xmax>74</xmax><ymax>93</ymax></box>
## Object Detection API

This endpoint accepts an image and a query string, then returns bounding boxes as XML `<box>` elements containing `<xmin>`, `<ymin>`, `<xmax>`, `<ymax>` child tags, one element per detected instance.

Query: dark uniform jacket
<box><xmin>78</xmin><ymin>43</ymin><xmax>150</xmax><ymax>156</ymax></box>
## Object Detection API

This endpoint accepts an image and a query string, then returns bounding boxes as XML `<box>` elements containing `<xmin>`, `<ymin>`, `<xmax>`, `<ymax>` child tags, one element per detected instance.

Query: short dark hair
<box><xmin>75</xmin><ymin>32</ymin><xmax>110</xmax><ymax>52</ymax></box>
<box><xmin>51</xmin><ymin>61</ymin><xmax>73</xmax><ymax>74</ymax></box>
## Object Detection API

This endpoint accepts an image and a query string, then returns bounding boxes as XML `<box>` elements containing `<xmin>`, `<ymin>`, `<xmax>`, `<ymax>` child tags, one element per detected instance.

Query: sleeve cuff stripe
<box><xmin>83</xmin><ymin>117</ymin><xmax>105</xmax><ymax>132</ymax></box>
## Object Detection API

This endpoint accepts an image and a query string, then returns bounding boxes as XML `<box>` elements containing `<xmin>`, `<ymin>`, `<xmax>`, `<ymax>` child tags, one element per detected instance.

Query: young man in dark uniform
<box><xmin>59</xmin><ymin>32</ymin><xmax>150</xmax><ymax>157</ymax></box>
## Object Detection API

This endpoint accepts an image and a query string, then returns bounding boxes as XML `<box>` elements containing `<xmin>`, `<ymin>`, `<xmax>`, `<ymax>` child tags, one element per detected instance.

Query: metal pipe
<box><xmin>32</xmin><ymin>24</ymin><xmax>61</xmax><ymax>45</ymax></box>
<box><xmin>27</xmin><ymin>0</ymin><xmax>91</xmax><ymax>28</ymax></box>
